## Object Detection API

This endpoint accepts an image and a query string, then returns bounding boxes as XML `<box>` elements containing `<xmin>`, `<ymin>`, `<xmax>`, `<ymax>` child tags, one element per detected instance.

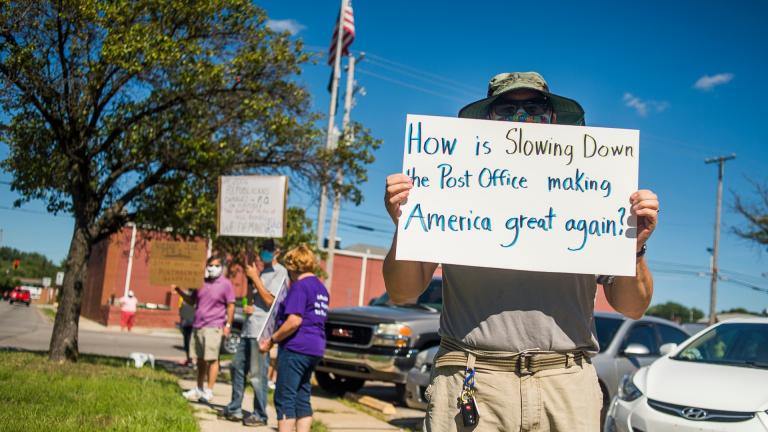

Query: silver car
<box><xmin>404</xmin><ymin>312</ymin><xmax>690</xmax><ymax>415</ymax></box>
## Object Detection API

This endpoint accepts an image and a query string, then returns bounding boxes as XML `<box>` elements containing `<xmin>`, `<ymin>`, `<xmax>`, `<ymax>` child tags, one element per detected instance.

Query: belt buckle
<box><xmin>517</xmin><ymin>352</ymin><xmax>534</xmax><ymax>375</ymax></box>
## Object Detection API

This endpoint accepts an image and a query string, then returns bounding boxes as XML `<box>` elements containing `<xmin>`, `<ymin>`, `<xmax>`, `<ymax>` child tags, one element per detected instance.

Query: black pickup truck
<box><xmin>315</xmin><ymin>277</ymin><xmax>442</xmax><ymax>401</ymax></box>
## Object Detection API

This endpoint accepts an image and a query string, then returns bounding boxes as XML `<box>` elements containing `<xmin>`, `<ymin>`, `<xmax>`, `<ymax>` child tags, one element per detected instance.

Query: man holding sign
<box><xmin>223</xmin><ymin>239</ymin><xmax>287</xmax><ymax>427</ymax></box>
<box><xmin>384</xmin><ymin>72</ymin><xmax>658</xmax><ymax>431</ymax></box>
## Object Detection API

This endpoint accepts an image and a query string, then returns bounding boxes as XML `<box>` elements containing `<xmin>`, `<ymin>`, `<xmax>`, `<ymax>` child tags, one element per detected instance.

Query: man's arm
<box><xmin>172</xmin><ymin>285</ymin><xmax>195</xmax><ymax>305</ymax></box>
<box><xmin>604</xmin><ymin>189</ymin><xmax>658</xmax><ymax>319</ymax></box>
<box><xmin>383</xmin><ymin>233</ymin><xmax>439</xmax><ymax>304</ymax></box>
<box><xmin>382</xmin><ymin>173</ymin><xmax>438</xmax><ymax>304</ymax></box>
<box><xmin>223</xmin><ymin>302</ymin><xmax>235</xmax><ymax>336</ymax></box>
<box><xmin>246</xmin><ymin>264</ymin><xmax>275</xmax><ymax>308</ymax></box>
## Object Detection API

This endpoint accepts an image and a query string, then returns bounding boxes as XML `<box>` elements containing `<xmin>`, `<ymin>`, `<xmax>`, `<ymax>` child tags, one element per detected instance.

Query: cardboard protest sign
<box><xmin>217</xmin><ymin>175</ymin><xmax>288</xmax><ymax>238</ymax></box>
<box><xmin>257</xmin><ymin>276</ymin><xmax>289</xmax><ymax>342</ymax></box>
<box><xmin>396</xmin><ymin>115</ymin><xmax>640</xmax><ymax>276</ymax></box>
<box><xmin>149</xmin><ymin>240</ymin><xmax>207</xmax><ymax>288</ymax></box>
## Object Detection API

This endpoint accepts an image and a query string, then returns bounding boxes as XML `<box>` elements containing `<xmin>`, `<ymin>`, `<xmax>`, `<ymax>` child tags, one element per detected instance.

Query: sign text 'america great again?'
<box><xmin>395</xmin><ymin>114</ymin><xmax>640</xmax><ymax>276</ymax></box>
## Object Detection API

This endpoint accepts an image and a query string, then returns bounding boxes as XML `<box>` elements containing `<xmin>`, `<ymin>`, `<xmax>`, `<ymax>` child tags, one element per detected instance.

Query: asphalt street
<box><xmin>0</xmin><ymin>301</ymin><xmax>185</xmax><ymax>360</ymax></box>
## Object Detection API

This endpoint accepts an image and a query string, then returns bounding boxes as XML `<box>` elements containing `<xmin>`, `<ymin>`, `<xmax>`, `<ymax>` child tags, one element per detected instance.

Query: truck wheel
<box><xmin>395</xmin><ymin>383</ymin><xmax>407</xmax><ymax>404</ymax></box>
<box><xmin>315</xmin><ymin>371</ymin><xmax>365</xmax><ymax>395</ymax></box>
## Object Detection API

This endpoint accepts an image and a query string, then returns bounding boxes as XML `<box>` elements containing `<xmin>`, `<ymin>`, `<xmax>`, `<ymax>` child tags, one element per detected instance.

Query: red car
<box><xmin>9</xmin><ymin>288</ymin><xmax>31</xmax><ymax>306</ymax></box>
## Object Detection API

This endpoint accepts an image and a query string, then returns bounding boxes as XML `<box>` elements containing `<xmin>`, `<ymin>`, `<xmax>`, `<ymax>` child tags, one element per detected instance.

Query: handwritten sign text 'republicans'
<box><xmin>395</xmin><ymin>115</ymin><xmax>640</xmax><ymax>276</ymax></box>
<box><xmin>218</xmin><ymin>175</ymin><xmax>288</xmax><ymax>238</ymax></box>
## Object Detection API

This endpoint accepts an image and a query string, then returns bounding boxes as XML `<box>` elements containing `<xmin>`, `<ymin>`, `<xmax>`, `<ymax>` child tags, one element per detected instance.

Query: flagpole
<box><xmin>317</xmin><ymin>0</ymin><xmax>348</xmax><ymax>257</ymax></box>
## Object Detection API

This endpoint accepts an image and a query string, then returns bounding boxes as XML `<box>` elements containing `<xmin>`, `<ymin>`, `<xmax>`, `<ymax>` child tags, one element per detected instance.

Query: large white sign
<box><xmin>218</xmin><ymin>175</ymin><xmax>288</xmax><ymax>238</ymax></box>
<box><xmin>396</xmin><ymin>115</ymin><xmax>640</xmax><ymax>276</ymax></box>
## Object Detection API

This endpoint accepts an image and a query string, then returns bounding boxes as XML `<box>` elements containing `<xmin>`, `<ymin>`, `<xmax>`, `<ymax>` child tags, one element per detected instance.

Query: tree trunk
<box><xmin>48</xmin><ymin>225</ymin><xmax>92</xmax><ymax>362</ymax></box>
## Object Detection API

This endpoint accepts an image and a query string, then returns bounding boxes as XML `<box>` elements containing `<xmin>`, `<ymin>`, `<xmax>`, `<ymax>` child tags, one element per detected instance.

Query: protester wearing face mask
<box><xmin>118</xmin><ymin>290</ymin><xmax>138</xmax><ymax>332</ymax></box>
<box><xmin>222</xmin><ymin>239</ymin><xmax>288</xmax><ymax>426</ymax></box>
<box><xmin>384</xmin><ymin>72</ymin><xmax>658</xmax><ymax>431</ymax></box>
<box><xmin>174</xmin><ymin>255</ymin><xmax>235</xmax><ymax>403</ymax></box>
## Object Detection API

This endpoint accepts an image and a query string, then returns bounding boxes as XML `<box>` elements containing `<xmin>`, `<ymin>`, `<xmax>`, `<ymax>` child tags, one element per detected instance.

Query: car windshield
<box><xmin>371</xmin><ymin>279</ymin><xmax>443</xmax><ymax>312</ymax></box>
<box><xmin>672</xmin><ymin>323</ymin><xmax>768</xmax><ymax>368</ymax></box>
<box><xmin>594</xmin><ymin>316</ymin><xmax>624</xmax><ymax>350</ymax></box>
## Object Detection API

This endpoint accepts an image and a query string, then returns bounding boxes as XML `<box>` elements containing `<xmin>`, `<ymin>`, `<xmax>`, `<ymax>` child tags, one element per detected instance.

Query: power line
<box><xmin>364</xmin><ymin>53</ymin><xmax>483</xmax><ymax>95</ymax></box>
<box><xmin>356</xmin><ymin>68</ymin><xmax>467</xmax><ymax>103</ymax></box>
<box><xmin>364</xmin><ymin>57</ymin><xmax>478</xmax><ymax>99</ymax></box>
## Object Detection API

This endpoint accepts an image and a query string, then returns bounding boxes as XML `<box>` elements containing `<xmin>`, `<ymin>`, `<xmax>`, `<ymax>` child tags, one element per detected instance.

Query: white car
<box><xmin>605</xmin><ymin>318</ymin><xmax>768</xmax><ymax>431</ymax></box>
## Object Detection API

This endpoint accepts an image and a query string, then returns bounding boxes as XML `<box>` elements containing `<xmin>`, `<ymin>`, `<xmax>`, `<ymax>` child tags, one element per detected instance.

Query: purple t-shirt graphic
<box><xmin>193</xmin><ymin>276</ymin><xmax>235</xmax><ymax>329</ymax></box>
<box><xmin>277</xmin><ymin>276</ymin><xmax>329</xmax><ymax>357</ymax></box>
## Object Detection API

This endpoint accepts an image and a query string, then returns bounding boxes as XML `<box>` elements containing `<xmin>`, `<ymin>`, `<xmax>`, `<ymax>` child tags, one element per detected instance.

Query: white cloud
<box><xmin>694</xmin><ymin>73</ymin><xmax>734</xmax><ymax>91</ymax></box>
<box><xmin>266</xmin><ymin>19</ymin><xmax>306</xmax><ymax>35</ymax></box>
<box><xmin>623</xmin><ymin>93</ymin><xmax>669</xmax><ymax>117</ymax></box>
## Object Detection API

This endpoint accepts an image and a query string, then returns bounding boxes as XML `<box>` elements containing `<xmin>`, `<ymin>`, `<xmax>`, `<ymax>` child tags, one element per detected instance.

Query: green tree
<box><xmin>646</xmin><ymin>301</ymin><xmax>704</xmax><ymax>323</ymax></box>
<box><xmin>733</xmin><ymin>180</ymin><xmax>768</xmax><ymax>249</ymax></box>
<box><xmin>0</xmin><ymin>246</ymin><xmax>63</xmax><ymax>279</ymax></box>
<box><xmin>0</xmin><ymin>1</ymin><xmax>379</xmax><ymax>361</ymax></box>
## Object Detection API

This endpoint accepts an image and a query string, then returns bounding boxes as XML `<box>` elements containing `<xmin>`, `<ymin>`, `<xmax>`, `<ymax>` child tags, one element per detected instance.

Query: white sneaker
<box><xmin>182</xmin><ymin>387</ymin><xmax>203</xmax><ymax>401</ymax></box>
<box><xmin>199</xmin><ymin>388</ymin><xmax>214</xmax><ymax>403</ymax></box>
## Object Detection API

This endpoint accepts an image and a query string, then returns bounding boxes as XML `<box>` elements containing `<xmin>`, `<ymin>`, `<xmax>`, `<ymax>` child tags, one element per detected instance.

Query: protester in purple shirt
<box><xmin>174</xmin><ymin>255</ymin><xmax>235</xmax><ymax>403</ymax></box>
<box><xmin>260</xmin><ymin>244</ymin><xmax>328</xmax><ymax>432</ymax></box>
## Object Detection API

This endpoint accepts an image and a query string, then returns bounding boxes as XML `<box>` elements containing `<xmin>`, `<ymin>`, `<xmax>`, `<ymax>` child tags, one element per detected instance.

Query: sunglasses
<box><xmin>491</xmin><ymin>97</ymin><xmax>551</xmax><ymax>117</ymax></box>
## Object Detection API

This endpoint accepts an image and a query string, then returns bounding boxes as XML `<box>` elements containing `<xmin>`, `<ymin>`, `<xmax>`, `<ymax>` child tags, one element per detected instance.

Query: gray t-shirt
<box><xmin>241</xmin><ymin>263</ymin><xmax>288</xmax><ymax>338</ymax></box>
<box><xmin>440</xmin><ymin>264</ymin><xmax>599</xmax><ymax>353</ymax></box>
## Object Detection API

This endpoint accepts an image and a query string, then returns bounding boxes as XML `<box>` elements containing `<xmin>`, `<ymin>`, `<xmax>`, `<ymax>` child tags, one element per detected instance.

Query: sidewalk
<box><xmin>178</xmin><ymin>379</ymin><xmax>403</xmax><ymax>432</ymax></box>
<box><xmin>36</xmin><ymin>304</ymin><xmax>182</xmax><ymax>338</ymax></box>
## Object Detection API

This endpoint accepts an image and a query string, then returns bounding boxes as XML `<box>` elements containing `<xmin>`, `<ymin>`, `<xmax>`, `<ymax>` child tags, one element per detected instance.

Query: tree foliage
<box><xmin>0</xmin><ymin>0</ymin><xmax>380</xmax><ymax>361</ymax></box>
<box><xmin>646</xmin><ymin>301</ymin><xmax>704</xmax><ymax>323</ymax></box>
<box><xmin>732</xmin><ymin>179</ymin><xmax>768</xmax><ymax>249</ymax></box>
<box><xmin>0</xmin><ymin>246</ymin><xmax>62</xmax><ymax>279</ymax></box>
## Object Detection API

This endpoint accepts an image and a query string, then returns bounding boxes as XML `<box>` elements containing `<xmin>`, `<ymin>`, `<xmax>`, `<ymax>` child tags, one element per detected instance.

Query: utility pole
<box><xmin>705</xmin><ymin>153</ymin><xmax>736</xmax><ymax>326</ymax></box>
<box><xmin>316</xmin><ymin>0</ymin><xmax>348</xmax><ymax>250</ymax></box>
<box><xmin>326</xmin><ymin>53</ymin><xmax>362</xmax><ymax>291</ymax></box>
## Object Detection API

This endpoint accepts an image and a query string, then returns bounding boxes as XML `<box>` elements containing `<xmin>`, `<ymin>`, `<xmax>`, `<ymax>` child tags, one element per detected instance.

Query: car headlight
<box><xmin>371</xmin><ymin>323</ymin><xmax>412</xmax><ymax>348</ymax></box>
<box><xmin>618</xmin><ymin>373</ymin><xmax>643</xmax><ymax>402</ymax></box>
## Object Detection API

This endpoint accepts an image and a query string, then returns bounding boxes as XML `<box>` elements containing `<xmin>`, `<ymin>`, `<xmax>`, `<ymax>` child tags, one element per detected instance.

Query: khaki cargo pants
<box><xmin>424</xmin><ymin>361</ymin><xmax>602</xmax><ymax>431</ymax></box>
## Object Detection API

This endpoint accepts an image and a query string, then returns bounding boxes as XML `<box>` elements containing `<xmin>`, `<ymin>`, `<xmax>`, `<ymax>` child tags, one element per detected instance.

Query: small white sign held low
<box><xmin>396</xmin><ymin>114</ymin><xmax>640</xmax><ymax>276</ymax></box>
<box><xmin>218</xmin><ymin>175</ymin><xmax>288</xmax><ymax>238</ymax></box>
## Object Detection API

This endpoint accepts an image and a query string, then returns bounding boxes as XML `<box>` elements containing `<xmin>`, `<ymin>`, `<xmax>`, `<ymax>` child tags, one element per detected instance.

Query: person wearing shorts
<box><xmin>175</xmin><ymin>255</ymin><xmax>235</xmax><ymax>403</ymax></box>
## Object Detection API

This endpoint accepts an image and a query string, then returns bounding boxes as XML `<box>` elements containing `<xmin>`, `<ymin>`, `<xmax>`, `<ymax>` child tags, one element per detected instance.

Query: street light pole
<box><xmin>705</xmin><ymin>154</ymin><xmax>736</xmax><ymax>326</ymax></box>
<box><xmin>325</xmin><ymin>53</ymin><xmax>361</xmax><ymax>291</ymax></box>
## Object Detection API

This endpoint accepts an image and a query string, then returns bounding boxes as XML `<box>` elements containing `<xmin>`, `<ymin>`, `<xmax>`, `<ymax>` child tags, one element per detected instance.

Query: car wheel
<box><xmin>314</xmin><ymin>371</ymin><xmax>365</xmax><ymax>395</ymax></box>
<box><xmin>221</xmin><ymin>333</ymin><xmax>240</xmax><ymax>354</ymax></box>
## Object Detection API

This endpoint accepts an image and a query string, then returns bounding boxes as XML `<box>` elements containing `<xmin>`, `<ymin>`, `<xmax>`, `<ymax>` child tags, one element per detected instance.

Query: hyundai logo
<box><xmin>681</xmin><ymin>407</ymin><xmax>708</xmax><ymax>420</ymax></box>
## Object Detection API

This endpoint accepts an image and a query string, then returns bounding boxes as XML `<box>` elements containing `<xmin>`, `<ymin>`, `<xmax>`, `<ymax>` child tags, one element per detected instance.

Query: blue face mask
<box><xmin>260</xmin><ymin>250</ymin><xmax>274</xmax><ymax>263</ymax></box>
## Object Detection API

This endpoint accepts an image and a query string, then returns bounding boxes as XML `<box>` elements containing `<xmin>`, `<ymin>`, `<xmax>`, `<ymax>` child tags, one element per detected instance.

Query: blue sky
<box><xmin>1</xmin><ymin>0</ymin><xmax>767</xmax><ymax>313</ymax></box>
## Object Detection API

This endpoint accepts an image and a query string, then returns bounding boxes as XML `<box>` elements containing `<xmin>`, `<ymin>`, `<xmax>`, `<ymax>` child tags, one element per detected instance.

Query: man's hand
<box><xmin>630</xmin><ymin>189</ymin><xmax>659</xmax><ymax>252</ymax></box>
<box><xmin>385</xmin><ymin>173</ymin><xmax>414</xmax><ymax>225</ymax></box>
<box><xmin>245</xmin><ymin>262</ymin><xmax>261</xmax><ymax>283</ymax></box>
<box><xmin>223</xmin><ymin>325</ymin><xmax>231</xmax><ymax>337</ymax></box>
<box><xmin>243</xmin><ymin>305</ymin><xmax>255</xmax><ymax>314</ymax></box>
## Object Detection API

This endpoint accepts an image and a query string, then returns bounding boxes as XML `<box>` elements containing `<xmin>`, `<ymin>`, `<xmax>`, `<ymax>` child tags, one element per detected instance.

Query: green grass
<box><xmin>39</xmin><ymin>306</ymin><xmax>56</xmax><ymax>321</ymax></box>
<box><xmin>0</xmin><ymin>351</ymin><xmax>198</xmax><ymax>432</ymax></box>
<box><xmin>311</xmin><ymin>419</ymin><xmax>329</xmax><ymax>432</ymax></box>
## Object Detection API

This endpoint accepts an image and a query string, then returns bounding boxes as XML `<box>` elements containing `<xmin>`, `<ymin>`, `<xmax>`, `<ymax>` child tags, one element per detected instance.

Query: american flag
<box><xmin>327</xmin><ymin>1</ymin><xmax>355</xmax><ymax>66</ymax></box>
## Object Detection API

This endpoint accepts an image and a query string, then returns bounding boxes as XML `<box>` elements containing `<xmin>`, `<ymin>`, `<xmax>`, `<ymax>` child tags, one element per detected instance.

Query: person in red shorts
<box><xmin>118</xmin><ymin>290</ymin><xmax>138</xmax><ymax>331</ymax></box>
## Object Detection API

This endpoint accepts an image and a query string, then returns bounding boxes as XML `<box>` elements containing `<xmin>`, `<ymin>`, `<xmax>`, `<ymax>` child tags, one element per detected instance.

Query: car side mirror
<box><xmin>622</xmin><ymin>343</ymin><xmax>651</xmax><ymax>356</ymax></box>
<box><xmin>659</xmin><ymin>343</ymin><xmax>678</xmax><ymax>356</ymax></box>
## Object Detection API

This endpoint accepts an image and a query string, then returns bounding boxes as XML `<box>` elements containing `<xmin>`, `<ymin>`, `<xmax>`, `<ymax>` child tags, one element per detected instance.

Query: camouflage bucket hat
<box><xmin>458</xmin><ymin>72</ymin><xmax>585</xmax><ymax>125</ymax></box>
